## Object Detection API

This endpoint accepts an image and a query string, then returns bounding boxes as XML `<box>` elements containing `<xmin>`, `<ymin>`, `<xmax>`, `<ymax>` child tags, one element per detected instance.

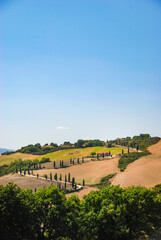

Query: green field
<box><xmin>0</xmin><ymin>147</ymin><xmax>126</xmax><ymax>166</ymax></box>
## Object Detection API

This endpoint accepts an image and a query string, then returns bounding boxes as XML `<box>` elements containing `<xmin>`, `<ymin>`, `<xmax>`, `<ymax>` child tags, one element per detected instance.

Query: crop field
<box><xmin>0</xmin><ymin>146</ymin><xmax>126</xmax><ymax>166</ymax></box>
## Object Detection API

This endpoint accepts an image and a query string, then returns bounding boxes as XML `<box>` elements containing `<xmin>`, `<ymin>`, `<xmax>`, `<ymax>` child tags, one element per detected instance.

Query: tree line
<box><xmin>1</xmin><ymin>183</ymin><xmax>161</xmax><ymax>240</ymax></box>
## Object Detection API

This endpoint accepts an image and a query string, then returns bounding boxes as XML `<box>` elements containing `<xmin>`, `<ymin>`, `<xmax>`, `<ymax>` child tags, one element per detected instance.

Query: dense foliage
<box><xmin>0</xmin><ymin>183</ymin><xmax>161</xmax><ymax>240</ymax></box>
<box><xmin>109</xmin><ymin>134</ymin><xmax>160</xmax><ymax>151</ymax></box>
<box><xmin>0</xmin><ymin>158</ymin><xmax>50</xmax><ymax>177</ymax></box>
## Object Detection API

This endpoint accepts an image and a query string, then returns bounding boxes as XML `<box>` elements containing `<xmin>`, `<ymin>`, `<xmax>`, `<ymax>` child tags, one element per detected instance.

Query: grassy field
<box><xmin>0</xmin><ymin>147</ymin><xmax>127</xmax><ymax>166</ymax></box>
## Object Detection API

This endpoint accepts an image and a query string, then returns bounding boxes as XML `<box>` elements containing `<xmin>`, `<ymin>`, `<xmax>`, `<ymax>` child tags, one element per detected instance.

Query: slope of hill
<box><xmin>111</xmin><ymin>139</ymin><xmax>161</xmax><ymax>188</ymax></box>
<box><xmin>0</xmin><ymin>146</ymin><xmax>126</xmax><ymax>166</ymax></box>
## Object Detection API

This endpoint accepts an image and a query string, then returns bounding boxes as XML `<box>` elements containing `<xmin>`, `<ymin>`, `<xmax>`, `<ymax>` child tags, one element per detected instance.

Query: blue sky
<box><xmin>0</xmin><ymin>0</ymin><xmax>161</xmax><ymax>149</ymax></box>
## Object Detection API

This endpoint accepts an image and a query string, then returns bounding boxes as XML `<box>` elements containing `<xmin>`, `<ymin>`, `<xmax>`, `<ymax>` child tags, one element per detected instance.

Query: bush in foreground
<box><xmin>0</xmin><ymin>183</ymin><xmax>161</xmax><ymax>240</ymax></box>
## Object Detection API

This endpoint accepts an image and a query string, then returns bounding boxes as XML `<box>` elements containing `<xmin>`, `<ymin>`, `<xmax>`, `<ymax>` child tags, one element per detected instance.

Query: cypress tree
<box><xmin>68</xmin><ymin>173</ymin><xmax>70</xmax><ymax>182</ymax></box>
<box><xmin>37</xmin><ymin>173</ymin><xmax>39</xmax><ymax>178</ymax></box>
<box><xmin>65</xmin><ymin>175</ymin><xmax>67</xmax><ymax>189</ymax></box>
<box><xmin>109</xmin><ymin>151</ymin><xmax>111</xmax><ymax>156</ymax></box>
<box><xmin>137</xmin><ymin>145</ymin><xmax>139</xmax><ymax>151</ymax></box>
<box><xmin>72</xmin><ymin>177</ymin><xmax>75</xmax><ymax>187</ymax></box>
<box><xmin>122</xmin><ymin>149</ymin><xmax>124</xmax><ymax>155</ymax></box>
<box><xmin>60</xmin><ymin>161</ymin><xmax>62</xmax><ymax>168</ymax></box>
<box><xmin>62</xmin><ymin>161</ymin><xmax>64</xmax><ymax>168</ymax></box>
<box><xmin>83</xmin><ymin>179</ymin><xmax>85</xmax><ymax>186</ymax></box>
<box><xmin>75</xmin><ymin>183</ymin><xmax>77</xmax><ymax>191</ymax></box>
<box><xmin>50</xmin><ymin>172</ymin><xmax>52</xmax><ymax>181</ymax></box>
<box><xmin>53</xmin><ymin>161</ymin><xmax>56</xmax><ymax>168</ymax></box>
<box><xmin>128</xmin><ymin>146</ymin><xmax>130</xmax><ymax>154</ymax></box>
<box><xmin>77</xmin><ymin>158</ymin><xmax>79</xmax><ymax>164</ymax></box>
<box><xmin>34</xmin><ymin>163</ymin><xmax>35</xmax><ymax>169</ymax></box>
<box><xmin>59</xmin><ymin>174</ymin><xmax>62</xmax><ymax>181</ymax></box>
<box><xmin>55</xmin><ymin>173</ymin><xmax>57</xmax><ymax>180</ymax></box>
<box><xmin>73</xmin><ymin>160</ymin><xmax>74</xmax><ymax>165</ymax></box>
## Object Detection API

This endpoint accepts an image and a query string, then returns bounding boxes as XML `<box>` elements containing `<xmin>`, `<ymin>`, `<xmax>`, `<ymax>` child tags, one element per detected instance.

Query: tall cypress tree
<box><xmin>53</xmin><ymin>161</ymin><xmax>56</xmax><ymax>168</ymax></box>
<box><xmin>50</xmin><ymin>172</ymin><xmax>52</xmax><ymax>181</ymax></box>
<box><xmin>54</xmin><ymin>173</ymin><xmax>57</xmax><ymax>180</ymax></box>
<box><xmin>83</xmin><ymin>179</ymin><xmax>85</xmax><ymax>186</ymax></box>
<box><xmin>59</xmin><ymin>174</ymin><xmax>62</xmax><ymax>181</ymax></box>
<box><xmin>68</xmin><ymin>173</ymin><xmax>70</xmax><ymax>182</ymax></box>
<box><xmin>72</xmin><ymin>177</ymin><xmax>75</xmax><ymax>187</ymax></box>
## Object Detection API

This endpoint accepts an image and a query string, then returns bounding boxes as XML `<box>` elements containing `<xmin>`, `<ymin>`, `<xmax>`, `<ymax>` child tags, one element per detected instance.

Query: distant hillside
<box><xmin>0</xmin><ymin>148</ymin><xmax>14</xmax><ymax>155</ymax></box>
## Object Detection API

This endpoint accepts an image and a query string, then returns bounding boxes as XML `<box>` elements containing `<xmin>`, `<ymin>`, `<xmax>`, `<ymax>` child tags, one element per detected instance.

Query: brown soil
<box><xmin>0</xmin><ymin>174</ymin><xmax>52</xmax><ymax>191</ymax></box>
<box><xmin>33</xmin><ymin>157</ymin><xmax>120</xmax><ymax>185</ymax></box>
<box><xmin>111</xmin><ymin>140</ymin><xmax>161</xmax><ymax>188</ymax></box>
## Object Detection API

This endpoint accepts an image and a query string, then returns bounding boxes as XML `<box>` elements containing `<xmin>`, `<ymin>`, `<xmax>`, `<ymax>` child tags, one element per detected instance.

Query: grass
<box><xmin>0</xmin><ymin>147</ymin><xmax>126</xmax><ymax>166</ymax></box>
<box><xmin>92</xmin><ymin>173</ymin><xmax>116</xmax><ymax>189</ymax></box>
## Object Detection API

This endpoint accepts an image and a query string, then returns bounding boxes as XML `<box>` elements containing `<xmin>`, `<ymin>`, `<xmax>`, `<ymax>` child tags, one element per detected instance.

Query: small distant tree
<box><xmin>72</xmin><ymin>177</ymin><xmax>75</xmax><ymax>187</ymax></box>
<box><xmin>60</xmin><ymin>161</ymin><xmax>62</xmax><ymax>168</ymax></box>
<box><xmin>73</xmin><ymin>160</ymin><xmax>74</xmax><ymax>165</ymax></box>
<box><xmin>59</xmin><ymin>174</ymin><xmax>62</xmax><ymax>181</ymax></box>
<box><xmin>68</xmin><ymin>173</ymin><xmax>70</xmax><ymax>182</ymax></box>
<box><xmin>97</xmin><ymin>154</ymin><xmax>99</xmax><ymax>160</ymax></box>
<box><xmin>82</xmin><ymin>157</ymin><xmax>84</xmax><ymax>163</ymax></box>
<box><xmin>65</xmin><ymin>175</ymin><xmax>67</xmax><ymax>189</ymax></box>
<box><xmin>109</xmin><ymin>151</ymin><xmax>111</xmax><ymax>156</ymax></box>
<box><xmin>50</xmin><ymin>172</ymin><xmax>52</xmax><ymax>181</ymax></box>
<box><xmin>75</xmin><ymin>183</ymin><xmax>77</xmax><ymax>191</ymax></box>
<box><xmin>77</xmin><ymin>158</ymin><xmax>79</xmax><ymax>164</ymax></box>
<box><xmin>122</xmin><ymin>149</ymin><xmax>124</xmax><ymax>155</ymax></box>
<box><xmin>90</xmin><ymin>152</ymin><xmax>96</xmax><ymax>156</ymax></box>
<box><xmin>108</xmin><ymin>143</ymin><xmax>112</xmax><ymax>148</ymax></box>
<box><xmin>62</xmin><ymin>161</ymin><xmax>64</xmax><ymax>168</ymax></box>
<box><xmin>137</xmin><ymin>145</ymin><xmax>139</xmax><ymax>151</ymax></box>
<box><xmin>102</xmin><ymin>153</ymin><xmax>104</xmax><ymax>158</ymax></box>
<box><xmin>70</xmin><ymin>158</ymin><xmax>72</xmax><ymax>164</ymax></box>
<box><xmin>128</xmin><ymin>146</ymin><xmax>130</xmax><ymax>154</ymax></box>
<box><xmin>54</xmin><ymin>173</ymin><xmax>57</xmax><ymax>181</ymax></box>
<box><xmin>37</xmin><ymin>173</ymin><xmax>39</xmax><ymax>178</ymax></box>
<box><xmin>53</xmin><ymin>161</ymin><xmax>56</xmax><ymax>168</ymax></box>
<box><xmin>24</xmin><ymin>170</ymin><xmax>26</xmax><ymax>175</ymax></box>
<box><xmin>83</xmin><ymin>179</ymin><xmax>85</xmax><ymax>186</ymax></box>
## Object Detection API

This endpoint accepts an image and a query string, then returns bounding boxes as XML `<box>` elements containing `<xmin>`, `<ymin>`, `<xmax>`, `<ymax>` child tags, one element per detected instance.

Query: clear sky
<box><xmin>0</xmin><ymin>0</ymin><xmax>161</xmax><ymax>149</ymax></box>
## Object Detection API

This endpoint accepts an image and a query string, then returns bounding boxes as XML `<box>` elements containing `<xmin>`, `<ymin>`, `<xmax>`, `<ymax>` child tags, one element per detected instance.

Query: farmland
<box><xmin>0</xmin><ymin>146</ymin><xmax>126</xmax><ymax>166</ymax></box>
